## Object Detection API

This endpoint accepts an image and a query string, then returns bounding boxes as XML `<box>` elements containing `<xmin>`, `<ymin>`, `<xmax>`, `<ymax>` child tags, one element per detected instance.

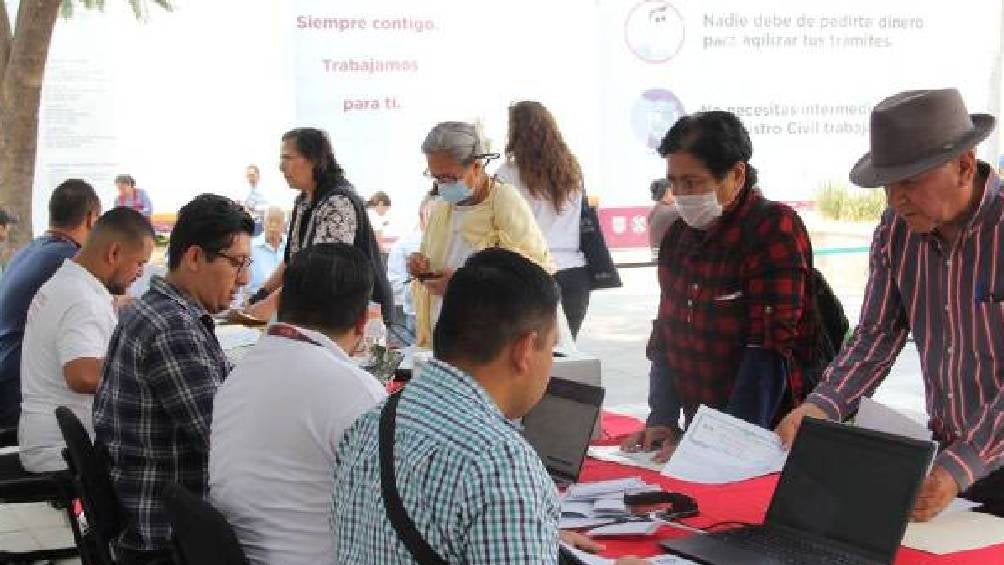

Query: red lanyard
<box><xmin>267</xmin><ymin>323</ymin><xmax>322</xmax><ymax>347</ymax></box>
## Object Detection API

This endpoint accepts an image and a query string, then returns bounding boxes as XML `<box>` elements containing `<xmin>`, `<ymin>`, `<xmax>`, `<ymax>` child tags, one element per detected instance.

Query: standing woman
<box><xmin>408</xmin><ymin>121</ymin><xmax>571</xmax><ymax>349</ymax></box>
<box><xmin>247</xmin><ymin>127</ymin><xmax>392</xmax><ymax>321</ymax></box>
<box><xmin>497</xmin><ymin>101</ymin><xmax>590</xmax><ymax>338</ymax></box>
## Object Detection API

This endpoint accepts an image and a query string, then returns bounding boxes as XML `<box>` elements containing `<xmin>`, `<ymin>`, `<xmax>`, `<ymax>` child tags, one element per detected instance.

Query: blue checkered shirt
<box><xmin>333</xmin><ymin>359</ymin><xmax>561</xmax><ymax>564</ymax></box>
<box><xmin>93</xmin><ymin>276</ymin><xmax>228</xmax><ymax>552</ymax></box>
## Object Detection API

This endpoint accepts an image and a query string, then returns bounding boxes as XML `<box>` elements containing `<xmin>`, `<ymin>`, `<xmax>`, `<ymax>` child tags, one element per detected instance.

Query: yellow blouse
<box><xmin>413</xmin><ymin>179</ymin><xmax>555</xmax><ymax>348</ymax></box>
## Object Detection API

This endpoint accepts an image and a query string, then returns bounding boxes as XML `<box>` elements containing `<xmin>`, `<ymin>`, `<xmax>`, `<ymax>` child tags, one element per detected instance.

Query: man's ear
<box><xmin>353</xmin><ymin>308</ymin><xmax>368</xmax><ymax>337</ymax></box>
<box><xmin>182</xmin><ymin>246</ymin><xmax>204</xmax><ymax>273</ymax></box>
<box><xmin>509</xmin><ymin>330</ymin><xmax>538</xmax><ymax>376</ymax></box>
<box><xmin>106</xmin><ymin>241</ymin><xmax>122</xmax><ymax>266</ymax></box>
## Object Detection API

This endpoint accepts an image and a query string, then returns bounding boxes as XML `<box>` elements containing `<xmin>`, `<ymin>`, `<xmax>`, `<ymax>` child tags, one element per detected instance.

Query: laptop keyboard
<box><xmin>713</xmin><ymin>527</ymin><xmax>877</xmax><ymax>565</ymax></box>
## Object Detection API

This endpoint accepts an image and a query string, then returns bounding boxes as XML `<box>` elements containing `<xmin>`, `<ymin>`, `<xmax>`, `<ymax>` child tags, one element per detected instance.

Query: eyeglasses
<box><xmin>210</xmin><ymin>251</ymin><xmax>253</xmax><ymax>272</ymax></box>
<box><xmin>423</xmin><ymin>168</ymin><xmax>464</xmax><ymax>184</ymax></box>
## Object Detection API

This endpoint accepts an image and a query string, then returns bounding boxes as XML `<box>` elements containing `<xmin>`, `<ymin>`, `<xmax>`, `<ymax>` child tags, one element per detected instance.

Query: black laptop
<box><xmin>521</xmin><ymin>376</ymin><xmax>605</xmax><ymax>486</ymax></box>
<box><xmin>661</xmin><ymin>417</ymin><xmax>936</xmax><ymax>565</ymax></box>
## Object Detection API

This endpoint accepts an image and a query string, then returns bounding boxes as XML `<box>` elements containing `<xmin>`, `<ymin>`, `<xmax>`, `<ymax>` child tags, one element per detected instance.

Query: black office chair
<box><xmin>0</xmin><ymin>450</ymin><xmax>81</xmax><ymax>563</ymax></box>
<box><xmin>163</xmin><ymin>483</ymin><xmax>250</xmax><ymax>565</ymax></box>
<box><xmin>57</xmin><ymin>405</ymin><xmax>124</xmax><ymax>565</ymax></box>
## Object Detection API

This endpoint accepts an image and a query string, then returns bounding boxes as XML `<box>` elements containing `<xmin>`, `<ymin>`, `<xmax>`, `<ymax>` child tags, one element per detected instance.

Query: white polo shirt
<box><xmin>209</xmin><ymin>323</ymin><xmax>386</xmax><ymax>565</ymax></box>
<box><xmin>19</xmin><ymin>259</ymin><xmax>116</xmax><ymax>472</ymax></box>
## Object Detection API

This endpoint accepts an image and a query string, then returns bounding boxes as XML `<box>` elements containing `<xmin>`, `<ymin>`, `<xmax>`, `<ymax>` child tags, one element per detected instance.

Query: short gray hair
<box><xmin>265</xmin><ymin>205</ymin><xmax>286</xmax><ymax>223</ymax></box>
<box><xmin>421</xmin><ymin>121</ymin><xmax>486</xmax><ymax>166</ymax></box>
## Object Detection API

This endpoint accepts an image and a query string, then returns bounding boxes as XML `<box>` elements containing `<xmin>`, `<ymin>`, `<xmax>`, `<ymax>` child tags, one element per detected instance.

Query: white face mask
<box><xmin>674</xmin><ymin>192</ymin><xmax>723</xmax><ymax>229</ymax></box>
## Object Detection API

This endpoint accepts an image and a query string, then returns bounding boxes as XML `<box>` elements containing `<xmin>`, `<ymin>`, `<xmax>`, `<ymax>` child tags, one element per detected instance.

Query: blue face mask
<box><xmin>438</xmin><ymin>180</ymin><xmax>473</xmax><ymax>204</ymax></box>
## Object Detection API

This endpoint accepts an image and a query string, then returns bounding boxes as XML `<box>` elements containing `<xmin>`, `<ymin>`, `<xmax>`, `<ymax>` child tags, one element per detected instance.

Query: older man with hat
<box><xmin>777</xmin><ymin>88</ymin><xmax>1003</xmax><ymax>522</ymax></box>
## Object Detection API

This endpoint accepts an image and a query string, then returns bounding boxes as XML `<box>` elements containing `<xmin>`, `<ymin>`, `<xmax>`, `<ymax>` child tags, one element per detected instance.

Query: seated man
<box><xmin>210</xmin><ymin>242</ymin><xmax>387</xmax><ymax>565</ymax></box>
<box><xmin>94</xmin><ymin>194</ymin><xmax>253</xmax><ymax>564</ymax></box>
<box><xmin>778</xmin><ymin>88</ymin><xmax>1004</xmax><ymax>521</ymax></box>
<box><xmin>332</xmin><ymin>248</ymin><xmax>647</xmax><ymax>564</ymax></box>
<box><xmin>0</xmin><ymin>180</ymin><xmax>102</xmax><ymax>429</ymax></box>
<box><xmin>19</xmin><ymin>208</ymin><xmax>154</xmax><ymax>472</ymax></box>
<box><xmin>245</xmin><ymin>206</ymin><xmax>286</xmax><ymax>297</ymax></box>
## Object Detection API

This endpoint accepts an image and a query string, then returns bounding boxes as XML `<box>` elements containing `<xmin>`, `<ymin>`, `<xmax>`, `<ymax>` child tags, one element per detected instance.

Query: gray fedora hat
<box><xmin>850</xmin><ymin>88</ymin><xmax>995</xmax><ymax>188</ymax></box>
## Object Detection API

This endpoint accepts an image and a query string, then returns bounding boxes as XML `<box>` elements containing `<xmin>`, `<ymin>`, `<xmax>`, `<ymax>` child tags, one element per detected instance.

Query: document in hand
<box><xmin>661</xmin><ymin>405</ymin><xmax>787</xmax><ymax>484</ymax></box>
<box><xmin>587</xmin><ymin>445</ymin><xmax>666</xmax><ymax>473</ymax></box>
<box><xmin>855</xmin><ymin>397</ymin><xmax>932</xmax><ymax>442</ymax></box>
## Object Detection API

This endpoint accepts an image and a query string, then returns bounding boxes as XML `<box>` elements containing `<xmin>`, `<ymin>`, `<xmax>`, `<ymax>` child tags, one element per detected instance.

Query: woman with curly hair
<box><xmin>497</xmin><ymin>101</ymin><xmax>590</xmax><ymax>338</ymax></box>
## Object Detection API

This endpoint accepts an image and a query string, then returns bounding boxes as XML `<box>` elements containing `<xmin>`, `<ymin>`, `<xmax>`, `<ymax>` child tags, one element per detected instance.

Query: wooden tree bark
<box><xmin>0</xmin><ymin>0</ymin><xmax>63</xmax><ymax>248</ymax></box>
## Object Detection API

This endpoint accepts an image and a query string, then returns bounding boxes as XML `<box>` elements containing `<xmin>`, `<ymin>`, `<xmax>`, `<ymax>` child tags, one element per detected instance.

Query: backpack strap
<box><xmin>379</xmin><ymin>393</ymin><xmax>449</xmax><ymax>565</ymax></box>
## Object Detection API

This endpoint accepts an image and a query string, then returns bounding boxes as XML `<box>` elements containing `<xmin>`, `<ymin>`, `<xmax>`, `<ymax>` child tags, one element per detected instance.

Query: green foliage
<box><xmin>816</xmin><ymin>182</ymin><xmax>887</xmax><ymax>222</ymax></box>
<box><xmin>60</xmin><ymin>0</ymin><xmax>172</xmax><ymax>20</ymax></box>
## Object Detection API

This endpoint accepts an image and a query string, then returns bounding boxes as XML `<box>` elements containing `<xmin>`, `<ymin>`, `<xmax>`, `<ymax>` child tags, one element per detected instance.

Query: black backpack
<box><xmin>743</xmin><ymin>197</ymin><xmax>849</xmax><ymax>396</ymax></box>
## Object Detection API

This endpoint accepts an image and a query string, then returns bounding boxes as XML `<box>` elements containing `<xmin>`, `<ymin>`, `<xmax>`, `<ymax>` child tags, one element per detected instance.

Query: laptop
<box><xmin>521</xmin><ymin>376</ymin><xmax>605</xmax><ymax>486</ymax></box>
<box><xmin>661</xmin><ymin>417</ymin><xmax>936</xmax><ymax>565</ymax></box>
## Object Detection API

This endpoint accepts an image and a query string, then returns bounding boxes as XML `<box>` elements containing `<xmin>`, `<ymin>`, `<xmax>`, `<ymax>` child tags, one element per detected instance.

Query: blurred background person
<box><xmin>497</xmin><ymin>101</ymin><xmax>591</xmax><ymax>338</ymax></box>
<box><xmin>246</xmin><ymin>206</ymin><xmax>286</xmax><ymax>298</ymax></box>
<box><xmin>114</xmin><ymin>174</ymin><xmax>153</xmax><ymax>218</ymax></box>
<box><xmin>244</xmin><ymin>164</ymin><xmax>269</xmax><ymax>236</ymax></box>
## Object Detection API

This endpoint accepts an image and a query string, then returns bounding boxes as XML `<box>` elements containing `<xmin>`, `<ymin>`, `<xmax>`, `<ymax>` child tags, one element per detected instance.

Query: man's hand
<box><xmin>620</xmin><ymin>426</ymin><xmax>678</xmax><ymax>463</ymax></box>
<box><xmin>912</xmin><ymin>466</ymin><xmax>960</xmax><ymax>522</ymax></box>
<box><xmin>559</xmin><ymin>530</ymin><xmax>604</xmax><ymax>553</ymax></box>
<box><xmin>774</xmin><ymin>403</ymin><xmax>829</xmax><ymax>450</ymax></box>
<box><xmin>112</xmin><ymin>295</ymin><xmax>135</xmax><ymax>314</ymax></box>
<box><xmin>423</xmin><ymin>268</ymin><xmax>454</xmax><ymax>296</ymax></box>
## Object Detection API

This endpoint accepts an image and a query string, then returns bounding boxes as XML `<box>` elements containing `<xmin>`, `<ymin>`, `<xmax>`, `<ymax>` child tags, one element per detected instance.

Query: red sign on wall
<box><xmin>597</xmin><ymin>206</ymin><xmax>652</xmax><ymax>249</ymax></box>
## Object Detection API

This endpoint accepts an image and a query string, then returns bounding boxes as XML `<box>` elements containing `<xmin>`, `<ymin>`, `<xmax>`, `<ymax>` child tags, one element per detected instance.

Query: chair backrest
<box><xmin>163</xmin><ymin>483</ymin><xmax>250</xmax><ymax>565</ymax></box>
<box><xmin>56</xmin><ymin>406</ymin><xmax>123</xmax><ymax>565</ymax></box>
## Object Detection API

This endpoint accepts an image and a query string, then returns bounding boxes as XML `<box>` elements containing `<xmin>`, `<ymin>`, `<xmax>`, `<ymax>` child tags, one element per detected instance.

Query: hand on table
<box><xmin>912</xmin><ymin>466</ymin><xmax>960</xmax><ymax>522</ymax></box>
<box><xmin>774</xmin><ymin>403</ymin><xmax>829</xmax><ymax>450</ymax></box>
<box><xmin>559</xmin><ymin>529</ymin><xmax>604</xmax><ymax>553</ymax></box>
<box><xmin>620</xmin><ymin>425</ymin><xmax>678</xmax><ymax>463</ymax></box>
<box><xmin>423</xmin><ymin>268</ymin><xmax>454</xmax><ymax>296</ymax></box>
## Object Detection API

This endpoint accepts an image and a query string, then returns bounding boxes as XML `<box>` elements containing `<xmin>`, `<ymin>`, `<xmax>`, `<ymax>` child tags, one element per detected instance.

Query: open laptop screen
<box><xmin>767</xmin><ymin>418</ymin><xmax>935</xmax><ymax>562</ymax></box>
<box><xmin>521</xmin><ymin>377</ymin><xmax>604</xmax><ymax>483</ymax></box>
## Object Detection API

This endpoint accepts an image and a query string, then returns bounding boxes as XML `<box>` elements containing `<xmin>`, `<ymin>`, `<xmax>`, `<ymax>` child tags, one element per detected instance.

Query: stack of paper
<box><xmin>559</xmin><ymin>478</ymin><xmax>661</xmax><ymax>530</ymax></box>
<box><xmin>662</xmin><ymin>405</ymin><xmax>787</xmax><ymax>484</ymax></box>
<box><xmin>902</xmin><ymin>510</ymin><xmax>1004</xmax><ymax>554</ymax></box>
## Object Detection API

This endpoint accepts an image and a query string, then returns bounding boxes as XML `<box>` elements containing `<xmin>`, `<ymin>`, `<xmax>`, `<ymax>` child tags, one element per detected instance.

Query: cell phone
<box><xmin>414</xmin><ymin>272</ymin><xmax>441</xmax><ymax>281</ymax></box>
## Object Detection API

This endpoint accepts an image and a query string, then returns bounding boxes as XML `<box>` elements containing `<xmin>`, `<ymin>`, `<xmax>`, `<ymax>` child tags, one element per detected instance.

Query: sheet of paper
<box><xmin>662</xmin><ymin>405</ymin><xmax>787</xmax><ymax>484</ymax></box>
<box><xmin>588</xmin><ymin>445</ymin><xmax>666</xmax><ymax>473</ymax></box>
<box><xmin>587</xmin><ymin>520</ymin><xmax>661</xmax><ymax>537</ymax></box>
<box><xmin>564</xmin><ymin>478</ymin><xmax>648</xmax><ymax>501</ymax></box>
<box><xmin>558</xmin><ymin>517</ymin><xmax>617</xmax><ymax>530</ymax></box>
<box><xmin>943</xmin><ymin>498</ymin><xmax>981</xmax><ymax>514</ymax></box>
<box><xmin>902</xmin><ymin>510</ymin><xmax>1004</xmax><ymax>554</ymax></box>
<box><xmin>592</xmin><ymin>496</ymin><xmax>628</xmax><ymax>517</ymax></box>
<box><xmin>855</xmin><ymin>397</ymin><xmax>932</xmax><ymax>441</ymax></box>
<box><xmin>216</xmin><ymin>325</ymin><xmax>263</xmax><ymax>351</ymax></box>
<box><xmin>559</xmin><ymin>543</ymin><xmax>612</xmax><ymax>565</ymax></box>
<box><xmin>561</xmin><ymin>501</ymin><xmax>597</xmax><ymax>518</ymax></box>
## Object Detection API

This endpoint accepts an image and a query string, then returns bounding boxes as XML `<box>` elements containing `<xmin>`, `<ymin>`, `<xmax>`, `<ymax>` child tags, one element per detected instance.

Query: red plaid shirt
<box><xmin>654</xmin><ymin>185</ymin><xmax>815</xmax><ymax>424</ymax></box>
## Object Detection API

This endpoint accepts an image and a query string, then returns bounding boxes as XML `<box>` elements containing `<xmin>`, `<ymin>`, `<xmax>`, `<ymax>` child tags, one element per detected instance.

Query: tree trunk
<box><xmin>0</xmin><ymin>0</ymin><xmax>62</xmax><ymax>249</ymax></box>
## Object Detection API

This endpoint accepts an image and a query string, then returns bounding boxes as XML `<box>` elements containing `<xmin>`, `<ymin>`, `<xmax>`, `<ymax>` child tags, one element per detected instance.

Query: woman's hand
<box><xmin>407</xmin><ymin>253</ymin><xmax>431</xmax><ymax>277</ymax></box>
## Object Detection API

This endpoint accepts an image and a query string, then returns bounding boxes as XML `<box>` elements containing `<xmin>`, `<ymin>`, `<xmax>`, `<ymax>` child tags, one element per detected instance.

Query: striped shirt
<box><xmin>332</xmin><ymin>359</ymin><xmax>561</xmax><ymax>564</ymax></box>
<box><xmin>808</xmin><ymin>162</ymin><xmax>1004</xmax><ymax>492</ymax></box>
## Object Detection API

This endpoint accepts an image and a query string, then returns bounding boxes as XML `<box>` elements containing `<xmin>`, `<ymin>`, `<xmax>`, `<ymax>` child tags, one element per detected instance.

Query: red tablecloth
<box><xmin>588</xmin><ymin>412</ymin><xmax>1004</xmax><ymax>564</ymax></box>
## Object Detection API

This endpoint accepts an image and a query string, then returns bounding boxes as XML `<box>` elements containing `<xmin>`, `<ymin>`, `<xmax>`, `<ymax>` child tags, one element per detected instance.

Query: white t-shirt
<box><xmin>496</xmin><ymin>162</ymin><xmax>586</xmax><ymax>271</ymax></box>
<box><xmin>19</xmin><ymin>260</ymin><xmax>116</xmax><ymax>472</ymax></box>
<box><xmin>209</xmin><ymin>324</ymin><xmax>387</xmax><ymax>565</ymax></box>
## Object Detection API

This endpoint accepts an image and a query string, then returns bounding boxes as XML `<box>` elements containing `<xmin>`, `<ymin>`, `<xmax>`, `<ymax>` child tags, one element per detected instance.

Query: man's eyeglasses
<box><xmin>210</xmin><ymin>251</ymin><xmax>253</xmax><ymax>272</ymax></box>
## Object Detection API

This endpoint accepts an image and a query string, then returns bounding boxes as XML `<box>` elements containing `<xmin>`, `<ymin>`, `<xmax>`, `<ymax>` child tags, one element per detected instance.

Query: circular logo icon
<box><xmin>624</xmin><ymin>1</ymin><xmax>685</xmax><ymax>63</ymax></box>
<box><xmin>631</xmin><ymin>89</ymin><xmax>685</xmax><ymax>149</ymax></box>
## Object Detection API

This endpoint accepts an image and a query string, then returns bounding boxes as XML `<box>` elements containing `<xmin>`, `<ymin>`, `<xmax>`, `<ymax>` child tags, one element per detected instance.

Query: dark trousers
<box><xmin>115</xmin><ymin>546</ymin><xmax>176</xmax><ymax>565</ymax></box>
<box><xmin>964</xmin><ymin>467</ymin><xmax>1004</xmax><ymax>517</ymax></box>
<box><xmin>555</xmin><ymin>267</ymin><xmax>591</xmax><ymax>339</ymax></box>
